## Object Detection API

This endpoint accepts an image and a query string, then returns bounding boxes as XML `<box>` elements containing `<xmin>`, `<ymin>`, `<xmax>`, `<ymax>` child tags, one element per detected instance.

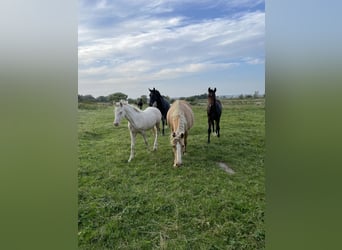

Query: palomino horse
<box><xmin>166</xmin><ymin>100</ymin><xmax>194</xmax><ymax>167</ymax></box>
<box><xmin>207</xmin><ymin>87</ymin><xmax>222</xmax><ymax>143</ymax></box>
<box><xmin>113</xmin><ymin>100</ymin><xmax>162</xmax><ymax>162</ymax></box>
<box><xmin>148</xmin><ymin>88</ymin><xmax>170</xmax><ymax>136</ymax></box>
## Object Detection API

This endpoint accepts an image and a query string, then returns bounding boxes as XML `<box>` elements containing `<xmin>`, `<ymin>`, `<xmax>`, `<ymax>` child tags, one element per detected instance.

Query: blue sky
<box><xmin>78</xmin><ymin>0</ymin><xmax>265</xmax><ymax>98</ymax></box>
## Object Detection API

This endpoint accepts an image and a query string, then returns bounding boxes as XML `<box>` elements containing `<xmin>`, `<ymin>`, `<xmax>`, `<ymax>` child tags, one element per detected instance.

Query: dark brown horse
<box><xmin>207</xmin><ymin>87</ymin><xmax>222</xmax><ymax>143</ymax></box>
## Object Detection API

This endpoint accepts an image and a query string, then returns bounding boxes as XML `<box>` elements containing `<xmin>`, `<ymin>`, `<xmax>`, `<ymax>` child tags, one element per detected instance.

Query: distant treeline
<box><xmin>78</xmin><ymin>91</ymin><xmax>264</xmax><ymax>105</ymax></box>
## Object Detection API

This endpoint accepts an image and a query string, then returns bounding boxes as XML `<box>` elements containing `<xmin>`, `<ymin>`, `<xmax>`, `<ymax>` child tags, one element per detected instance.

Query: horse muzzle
<box><xmin>113</xmin><ymin>122</ymin><xmax>119</xmax><ymax>127</ymax></box>
<box><xmin>173</xmin><ymin>162</ymin><xmax>182</xmax><ymax>168</ymax></box>
<box><xmin>173</xmin><ymin>157</ymin><xmax>182</xmax><ymax>167</ymax></box>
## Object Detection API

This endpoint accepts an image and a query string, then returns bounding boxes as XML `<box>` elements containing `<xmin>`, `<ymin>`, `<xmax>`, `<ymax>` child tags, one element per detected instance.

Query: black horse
<box><xmin>149</xmin><ymin>88</ymin><xmax>170</xmax><ymax>135</ymax></box>
<box><xmin>207</xmin><ymin>87</ymin><xmax>222</xmax><ymax>143</ymax></box>
<box><xmin>137</xmin><ymin>98</ymin><xmax>143</xmax><ymax>110</ymax></box>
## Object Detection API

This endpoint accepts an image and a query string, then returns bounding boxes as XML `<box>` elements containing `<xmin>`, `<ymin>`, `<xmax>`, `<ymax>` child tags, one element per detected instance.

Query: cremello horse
<box><xmin>113</xmin><ymin>100</ymin><xmax>162</xmax><ymax>162</ymax></box>
<box><xmin>166</xmin><ymin>100</ymin><xmax>194</xmax><ymax>167</ymax></box>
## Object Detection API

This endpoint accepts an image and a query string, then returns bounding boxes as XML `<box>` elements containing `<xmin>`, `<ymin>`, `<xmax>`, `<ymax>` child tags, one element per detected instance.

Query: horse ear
<box><xmin>120</xmin><ymin>101</ymin><xmax>123</xmax><ymax>107</ymax></box>
<box><xmin>214</xmin><ymin>88</ymin><xmax>216</xmax><ymax>92</ymax></box>
<box><xmin>208</xmin><ymin>87</ymin><xmax>210</xmax><ymax>92</ymax></box>
<box><xmin>149</xmin><ymin>88</ymin><xmax>152</xmax><ymax>92</ymax></box>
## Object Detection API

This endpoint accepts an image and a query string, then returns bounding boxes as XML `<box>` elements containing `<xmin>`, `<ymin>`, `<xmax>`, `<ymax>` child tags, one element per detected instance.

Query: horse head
<box><xmin>149</xmin><ymin>88</ymin><xmax>161</xmax><ymax>107</ymax></box>
<box><xmin>208</xmin><ymin>87</ymin><xmax>217</xmax><ymax>106</ymax></box>
<box><xmin>113</xmin><ymin>100</ymin><xmax>127</xmax><ymax>126</ymax></box>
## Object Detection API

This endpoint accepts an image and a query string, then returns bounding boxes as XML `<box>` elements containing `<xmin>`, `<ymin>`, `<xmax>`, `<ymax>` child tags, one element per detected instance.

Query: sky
<box><xmin>78</xmin><ymin>0</ymin><xmax>265</xmax><ymax>99</ymax></box>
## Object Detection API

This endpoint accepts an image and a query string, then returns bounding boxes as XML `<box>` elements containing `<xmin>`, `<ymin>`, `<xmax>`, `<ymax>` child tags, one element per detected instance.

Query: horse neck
<box><xmin>208</xmin><ymin>96</ymin><xmax>220</xmax><ymax>114</ymax></box>
<box><xmin>156</xmin><ymin>96</ymin><xmax>163</xmax><ymax>109</ymax></box>
<box><xmin>179</xmin><ymin>114</ymin><xmax>186</xmax><ymax>132</ymax></box>
<box><xmin>208</xmin><ymin>96</ymin><xmax>217</xmax><ymax>108</ymax></box>
<box><xmin>173</xmin><ymin>112</ymin><xmax>186</xmax><ymax>134</ymax></box>
<box><xmin>123</xmin><ymin>104</ymin><xmax>140</xmax><ymax>128</ymax></box>
<box><xmin>208</xmin><ymin>94</ymin><xmax>216</xmax><ymax>103</ymax></box>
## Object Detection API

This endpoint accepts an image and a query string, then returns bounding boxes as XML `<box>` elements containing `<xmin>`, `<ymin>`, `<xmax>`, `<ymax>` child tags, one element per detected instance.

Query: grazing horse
<box><xmin>149</xmin><ymin>88</ymin><xmax>170</xmax><ymax>135</ymax></box>
<box><xmin>167</xmin><ymin>100</ymin><xmax>194</xmax><ymax>167</ymax></box>
<box><xmin>113</xmin><ymin>100</ymin><xmax>162</xmax><ymax>162</ymax></box>
<box><xmin>207</xmin><ymin>87</ymin><xmax>222</xmax><ymax>143</ymax></box>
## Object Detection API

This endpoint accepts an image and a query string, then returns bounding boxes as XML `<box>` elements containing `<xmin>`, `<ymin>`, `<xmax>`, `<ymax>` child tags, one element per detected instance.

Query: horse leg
<box><xmin>216</xmin><ymin>119</ymin><xmax>220</xmax><ymax>138</ymax></box>
<box><xmin>152</xmin><ymin>125</ymin><xmax>158</xmax><ymax>151</ymax></box>
<box><xmin>164</xmin><ymin>115</ymin><xmax>168</xmax><ymax>126</ymax></box>
<box><xmin>184</xmin><ymin>132</ymin><xmax>188</xmax><ymax>154</ymax></box>
<box><xmin>212</xmin><ymin>121</ymin><xmax>217</xmax><ymax>136</ymax></box>
<box><xmin>156</xmin><ymin>120</ymin><xmax>161</xmax><ymax>134</ymax></box>
<box><xmin>141</xmin><ymin>131</ymin><xmax>148</xmax><ymax>147</ymax></box>
<box><xmin>162</xmin><ymin>118</ymin><xmax>165</xmax><ymax>136</ymax></box>
<box><xmin>207</xmin><ymin>119</ymin><xmax>212</xmax><ymax>143</ymax></box>
<box><xmin>128</xmin><ymin>130</ymin><xmax>136</xmax><ymax>162</ymax></box>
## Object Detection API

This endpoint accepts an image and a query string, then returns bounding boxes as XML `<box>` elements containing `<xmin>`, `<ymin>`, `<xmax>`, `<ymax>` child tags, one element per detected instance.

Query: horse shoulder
<box><xmin>171</xmin><ymin>115</ymin><xmax>180</xmax><ymax>131</ymax></box>
<box><xmin>167</xmin><ymin>112</ymin><xmax>179</xmax><ymax>132</ymax></box>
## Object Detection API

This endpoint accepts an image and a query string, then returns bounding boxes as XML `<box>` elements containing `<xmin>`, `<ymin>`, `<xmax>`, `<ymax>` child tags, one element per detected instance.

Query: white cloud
<box><xmin>95</xmin><ymin>0</ymin><xmax>108</xmax><ymax>9</ymax></box>
<box><xmin>78</xmin><ymin>1</ymin><xmax>265</xmax><ymax>97</ymax></box>
<box><xmin>79</xmin><ymin>12</ymin><xmax>264</xmax><ymax>66</ymax></box>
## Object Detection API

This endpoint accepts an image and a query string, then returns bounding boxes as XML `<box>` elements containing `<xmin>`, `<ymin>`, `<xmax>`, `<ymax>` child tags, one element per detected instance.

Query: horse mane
<box><xmin>171</xmin><ymin>113</ymin><xmax>186</xmax><ymax>134</ymax></box>
<box><xmin>150</xmin><ymin>89</ymin><xmax>161</xmax><ymax>102</ymax></box>
<box><xmin>154</xmin><ymin>90</ymin><xmax>162</xmax><ymax>97</ymax></box>
<box><xmin>168</xmin><ymin>107</ymin><xmax>187</xmax><ymax>146</ymax></box>
<box><xmin>168</xmin><ymin>100</ymin><xmax>193</xmax><ymax>133</ymax></box>
<box><xmin>116</xmin><ymin>100</ymin><xmax>142</xmax><ymax>113</ymax></box>
<box><xmin>130</xmin><ymin>104</ymin><xmax>142</xmax><ymax>113</ymax></box>
<box><xmin>114</xmin><ymin>100</ymin><xmax>127</xmax><ymax>106</ymax></box>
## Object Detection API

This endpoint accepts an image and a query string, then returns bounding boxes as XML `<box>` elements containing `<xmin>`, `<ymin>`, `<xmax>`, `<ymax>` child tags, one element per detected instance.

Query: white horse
<box><xmin>113</xmin><ymin>100</ymin><xmax>162</xmax><ymax>162</ymax></box>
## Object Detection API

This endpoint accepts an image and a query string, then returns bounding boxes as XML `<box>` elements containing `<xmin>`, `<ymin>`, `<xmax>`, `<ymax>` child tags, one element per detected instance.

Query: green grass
<box><xmin>78</xmin><ymin>99</ymin><xmax>265</xmax><ymax>249</ymax></box>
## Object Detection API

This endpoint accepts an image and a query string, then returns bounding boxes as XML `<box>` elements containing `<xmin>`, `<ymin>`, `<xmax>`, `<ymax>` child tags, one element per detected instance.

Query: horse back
<box><xmin>160</xmin><ymin>97</ymin><xmax>170</xmax><ymax>116</ymax></box>
<box><xmin>167</xmin><ymin>100</ymin><xmax>194</xmax><ymax>131</ymax></box>
<box><xmin>144</xmin><ymin>107</ymin><xmax>162</xmax><ymax>122</ymax></box>
<box><xmin>182</xmin><ymin>101</ymin><xmax>194</xmax><ymax>129</ymax></box>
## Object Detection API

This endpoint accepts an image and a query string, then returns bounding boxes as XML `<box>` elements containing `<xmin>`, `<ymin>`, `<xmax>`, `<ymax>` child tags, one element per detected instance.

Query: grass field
<box><xmin>78</xmin><ymin>99</ymin><xmax>265</xmax><ymax>249</ymax></box>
